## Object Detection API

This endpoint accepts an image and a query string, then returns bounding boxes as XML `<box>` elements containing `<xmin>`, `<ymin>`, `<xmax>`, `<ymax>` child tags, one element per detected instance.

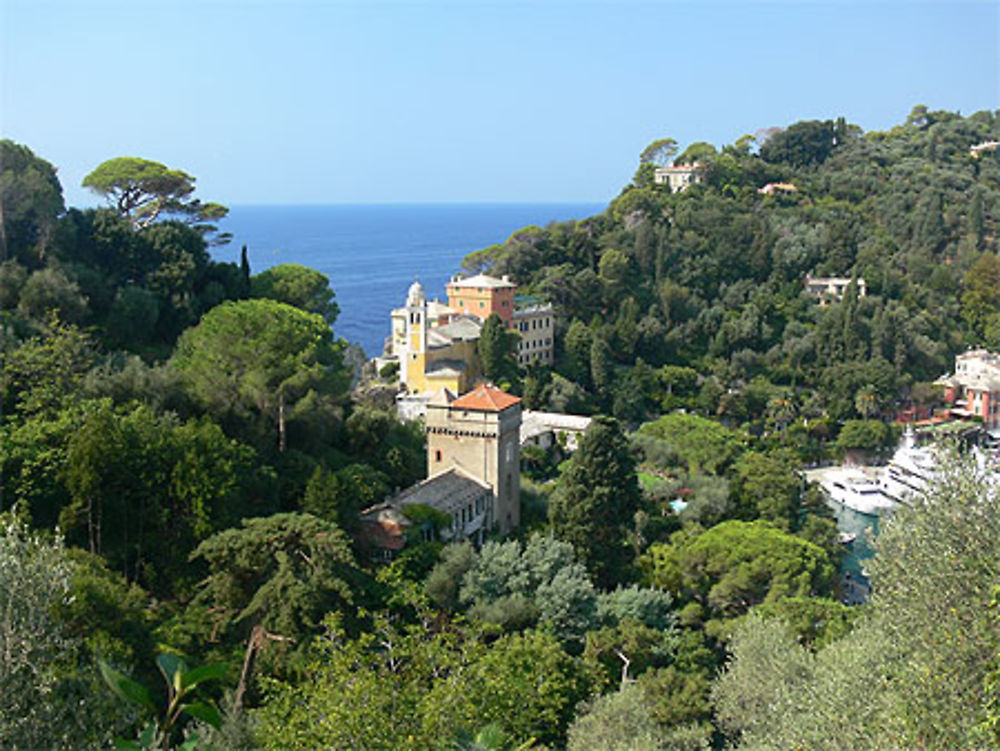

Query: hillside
<box><xmin>3</xmin><ymin>108</ymin><xmax>1000</xmax><ymax>750</ymax></box>
<box><xmin>464</xmin><ymin>106</ymin><xmax>1000</xmax><ymax>432</ymax></box>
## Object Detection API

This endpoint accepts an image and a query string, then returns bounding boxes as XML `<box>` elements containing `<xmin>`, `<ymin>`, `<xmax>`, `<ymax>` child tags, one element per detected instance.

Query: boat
<box><xmin>837</xmin><ymin>532</ymin><xmax>857</xmax><ymax>545</ymax></box>
<box><xmin>811</xmin><ymin>426</ymin><xmax>997</xmax><ymax>516</ymax></box>
<box><xmin>879</xmin><ymin>427</ymin><xmax>937</xmax><ymax>504</ymax></box>
<box><xmin>819</xmin><ymin>467</ymin><xmax>896</xmax><ymax>515</ymax></box>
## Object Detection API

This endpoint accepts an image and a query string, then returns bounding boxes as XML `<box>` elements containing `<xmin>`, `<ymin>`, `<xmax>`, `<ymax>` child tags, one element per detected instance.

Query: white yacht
<box><xmin>819</xmin><ymin>467</ymin><xmax>896</xmax><ymax>515</ymax></box>
<box><xmin>811</xmin><ymin>426</ymin><xmax>996</xmax><ymax>515</ymax></box>
<box><xmin>879</xmin><ymin>428</ymin><xmax>937</xmax><ymax>505</ymax></box>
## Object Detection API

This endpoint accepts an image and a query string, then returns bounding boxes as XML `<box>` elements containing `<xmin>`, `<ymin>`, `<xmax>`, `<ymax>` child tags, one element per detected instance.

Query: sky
<box><xmin>1</xmin><ymin>0</ymin><xmax>998</xmax><ymax>207</ymax></box>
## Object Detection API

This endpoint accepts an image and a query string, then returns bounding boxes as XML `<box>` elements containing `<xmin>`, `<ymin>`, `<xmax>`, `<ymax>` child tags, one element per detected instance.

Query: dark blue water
<box><xmin>213</xmin><ymin>203</ymin><xmax>604</xmax><ymax>357</ymax></box>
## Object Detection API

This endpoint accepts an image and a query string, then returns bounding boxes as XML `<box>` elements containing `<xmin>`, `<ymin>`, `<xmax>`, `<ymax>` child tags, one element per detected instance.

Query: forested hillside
<box><xmin>2</xmin><ymin>107</ymin><xmax>1000</xmax><ymax>751</ymax></box>
<box><xmin>467</xmin><ymin>106</ymin><xmax>1000</xmax><ymax>435</ymax></box>
<box><xmin>0</xmin><ymin>144</ymin><xmax>427</xmax><ymax>747</ymax></box>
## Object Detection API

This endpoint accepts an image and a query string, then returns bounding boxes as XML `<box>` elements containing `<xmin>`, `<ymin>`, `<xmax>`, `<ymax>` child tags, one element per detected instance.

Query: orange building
<box><xmin>446</xmin><ymin>273</ymin><xmax>517</xmax><ymax>326</ymax></box>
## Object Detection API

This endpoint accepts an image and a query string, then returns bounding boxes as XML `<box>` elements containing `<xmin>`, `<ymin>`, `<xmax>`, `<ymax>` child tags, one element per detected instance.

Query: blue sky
<box><xmin>2</xmin><ymin>0</ymin><xmax>997</xmax><ymax>206</ymax></box>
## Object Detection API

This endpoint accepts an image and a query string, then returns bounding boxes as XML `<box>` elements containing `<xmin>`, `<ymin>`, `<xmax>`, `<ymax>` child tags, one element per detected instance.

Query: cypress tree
<box><xmin>240</xmin><ymin>244</ymin><xmax>251</xmax><ymax>297</ymax></box>
<box><xmin>478</xmin><ymin>313</ymin><xmax>510</xmax><ymax>383</ymax></box>
<box><xmin>549</xmin><ymin>416</ymin><xmax>640</xmax><ymax>588</ymax></box>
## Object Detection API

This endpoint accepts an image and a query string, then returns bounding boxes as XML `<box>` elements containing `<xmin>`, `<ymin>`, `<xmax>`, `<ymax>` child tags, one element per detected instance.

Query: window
<box><xmin>459</xmin><ymin>300</ymin><xmax>464</xmax><ymax>306</ymax></box>
<box><xmin>479</xmin><ymin>301</ymin><xmax>485</xmax><ymax>309</ymax></box>
<box><xmin>435</xmin><ymin>449</ymin><xmax>442</xmax><ymax>463</ymax></box>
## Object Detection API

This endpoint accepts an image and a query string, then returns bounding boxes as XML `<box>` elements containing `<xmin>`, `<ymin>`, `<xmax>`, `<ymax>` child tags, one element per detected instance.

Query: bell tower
<box><xmin>401</xmin><ymin>280</ymin><xmax>427</xmax><ymax>389</ymax></box>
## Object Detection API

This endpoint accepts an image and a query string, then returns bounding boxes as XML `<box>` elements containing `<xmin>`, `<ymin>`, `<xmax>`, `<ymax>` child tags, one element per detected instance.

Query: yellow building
<box><xmin>398</xmin><ymin>280</ymin><xmax>482</xmax><ymax>394</ymax></box>
<box><xmin>385</xmin><ymin>276</ymin><xmax>556</xmax><ymax>406</ymax></box>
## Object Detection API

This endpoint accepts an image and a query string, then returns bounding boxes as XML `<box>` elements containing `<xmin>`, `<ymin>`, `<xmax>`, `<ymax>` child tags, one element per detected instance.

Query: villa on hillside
<box><xmin>513</xmin><ymin>298</ymin><xmax>555</xmax><ymax>367</ymax></box>
<box><xmin>653</xmin><ymin>163</ymin><xmax>703</xmax><ymax>193</ymax></box>
<box><xmin>520</xmin><ymin>410</ymin><xmax>591</xmax><ymax>451</ymax></box>
<box><xmin>970</xmin><ymin>140</ymin><xmax>1000</xmax><ymax>158</ymax></box>
<box><xmin>937</xmin><ymin>349</ymin><xmax>1000</xmax><ymax>433</ymax></box>
<box><xmin>446</xmin><ymin>273</ymin><xmax>517</xmax><ymax>324</ymax></box>
<box><xmin>804</xmin><ymin>275</ymin><xmax>867</xmax><ymax>306</ymax></box>
<box><xmin>360</xmin><ymin>384</ymin><xmax>522</xmax><ymax>558</ymax></box>
<box><xmin>758</xmin><ymin>182</ymin><xmax>798</xmax><ymax>195</ymax></box>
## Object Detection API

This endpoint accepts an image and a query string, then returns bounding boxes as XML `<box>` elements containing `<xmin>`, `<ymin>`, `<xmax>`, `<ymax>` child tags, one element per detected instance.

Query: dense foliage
<box><xmin>464</xmin><ymin>107</ymin><xmax>1000</xmax><ymax>434</ymax></box>
<box><xmin>2</xmin><ymin>106</ymin><xmax>999</xmax><ymax>749</ymax></box>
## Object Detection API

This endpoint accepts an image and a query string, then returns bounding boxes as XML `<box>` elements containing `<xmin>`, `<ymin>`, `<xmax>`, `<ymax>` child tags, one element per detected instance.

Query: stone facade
<box><xmin>426</xmin><ymin>385</ymin><xmax>522</xmax><ymax>535</ymax></box>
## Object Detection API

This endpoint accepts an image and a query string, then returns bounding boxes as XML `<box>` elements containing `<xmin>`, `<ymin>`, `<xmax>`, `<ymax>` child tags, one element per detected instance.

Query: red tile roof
<box><xmin>451</xmin><ymin>383</ymin><xmax>521</xmax><ymax>412</ymax></box>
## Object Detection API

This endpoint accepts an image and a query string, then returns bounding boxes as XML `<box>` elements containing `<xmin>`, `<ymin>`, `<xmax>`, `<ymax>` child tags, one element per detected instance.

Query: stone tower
<box><xmin>425</xmin><ymin>384</ymin><xmax>522</xmax><ymax>535</ymax></box>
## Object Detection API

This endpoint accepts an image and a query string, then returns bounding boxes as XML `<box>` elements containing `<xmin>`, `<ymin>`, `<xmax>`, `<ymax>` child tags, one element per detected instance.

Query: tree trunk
<box><xmin>278</xmin><ymin>391</ymin><xmax>286</xmax><ymax>453</ymax></box>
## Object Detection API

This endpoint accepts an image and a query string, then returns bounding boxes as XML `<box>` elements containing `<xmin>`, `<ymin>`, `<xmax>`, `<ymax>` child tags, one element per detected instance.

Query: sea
<box><xmin>212</xmin><ymin>203</ymin><xmax>605</xmax><ymax>358</ymax></box>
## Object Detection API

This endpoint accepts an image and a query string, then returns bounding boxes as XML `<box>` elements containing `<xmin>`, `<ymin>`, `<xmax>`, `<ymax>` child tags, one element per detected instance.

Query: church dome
<box><xmin>406</xmin><ymin>279</ymin><xmax>425</xmax><ymax>306</ymax></box>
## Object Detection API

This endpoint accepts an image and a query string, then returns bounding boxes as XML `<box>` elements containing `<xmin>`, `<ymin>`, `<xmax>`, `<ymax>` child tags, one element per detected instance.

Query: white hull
<box><xmin>819</xmin><ymin>468</ymin><xmax>896</xmax><ymax>515</ymax></box>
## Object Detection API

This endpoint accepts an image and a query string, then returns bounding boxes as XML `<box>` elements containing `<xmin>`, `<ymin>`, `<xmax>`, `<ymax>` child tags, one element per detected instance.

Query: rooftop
<box><xmin>514</xmin><ymin>303</ymin><xmax>554</xmax><ymax>317</ymax></box>
<box><xmin>656</xmin><ymin>163</ymin><xmax>700</xmax><ymax>172</ymax></box>
<box><xmin>451</xmin><ymin>383</ymin><xmax>521</xmax><ymax>412</ymax></box>
<box><xmin>520</xmin><ymin>410</ymin><xmax>592</xmax><ymax>442</ymax></box>
<box><xmin>448</xmin><ymin>273</ymin><xmax>515</xmax><ymax>289</ymax></box>
<box><xmin>759</xmin><ymin>182</ymin><xmax>799</xmax><ymax>194</ymax></box>
<box><xmin>425</xmin><ymin>360</ymin><xmax>466</xmax><ymax>379</ymax></box>
<box><xmin>435</xmin><ymin>316</ymin><xmax>483</xmax><ymax>340</ymax></box>
<box><xmin>392</xmin><ymin>467</ymin><xmax>492</xmax><ymax>516</ymax></box>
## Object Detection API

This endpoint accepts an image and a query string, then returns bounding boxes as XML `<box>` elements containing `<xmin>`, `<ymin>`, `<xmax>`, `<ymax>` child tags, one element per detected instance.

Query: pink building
<box><xmin>937</xmin><ymin>349</ymin><xmax>1000</xmax><ymax>431</ymax></box>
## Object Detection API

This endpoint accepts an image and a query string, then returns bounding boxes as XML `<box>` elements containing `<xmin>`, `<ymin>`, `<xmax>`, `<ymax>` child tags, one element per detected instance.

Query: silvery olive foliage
<box><xmin>712</xmin><ymin>451</ymin><xmax>1000</xmax><ymax>750</ymax></box>
<box><xmin>0</xmin><ymin>519</ymin><xmax>129</xmax><ymax>749</ymax></box>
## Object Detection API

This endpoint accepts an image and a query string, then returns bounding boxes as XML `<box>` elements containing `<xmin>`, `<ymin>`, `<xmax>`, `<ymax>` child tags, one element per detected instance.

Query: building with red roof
<box><xmin>361</xmin><ymin>383</ymin><xmax>524</xmax><ymax>557</ymax></box>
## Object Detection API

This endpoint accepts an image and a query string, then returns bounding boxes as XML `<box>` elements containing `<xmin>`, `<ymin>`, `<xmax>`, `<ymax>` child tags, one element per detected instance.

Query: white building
<box><xmin>804</xmin><ymin>275</ymin><xmax>867</xmax><ymax>305</ymax></box>
<box><xmin>519</xmin><ymin>410</ymin><xmax>592</xmax><ymax>452</ymax></box>
<box><xmin>513</xmin><ymin>303</ymin><xmax>555</xmax><ymax>366</ymax></box>
<box><xmin>653</xmin><ymin>163</ymin><xmax>703</xmax><ymax>193</ymax></box>
<box><xmin>970</xmin><ymin>141</ymin><xmax>1000</xmax><ymax>158</ymax></box>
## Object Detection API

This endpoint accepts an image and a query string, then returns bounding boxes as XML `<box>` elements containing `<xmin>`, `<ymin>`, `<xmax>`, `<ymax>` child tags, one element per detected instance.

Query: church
<box><xmin>379</xmin><ymin>273</ymin><xmax>555</xmax><ymax>418</ymax></box>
